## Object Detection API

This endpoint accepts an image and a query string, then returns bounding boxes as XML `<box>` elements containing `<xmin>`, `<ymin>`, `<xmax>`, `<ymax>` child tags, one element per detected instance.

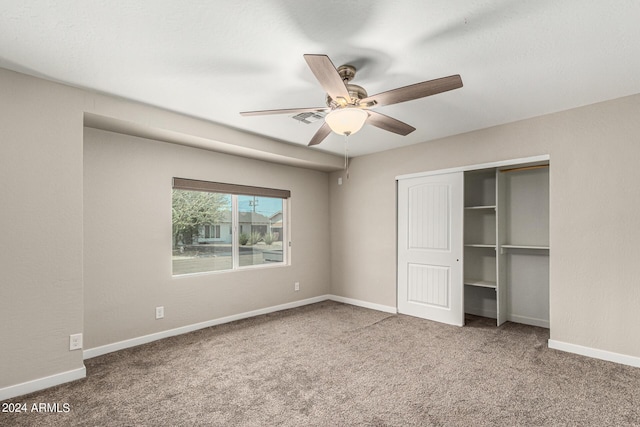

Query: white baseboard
<box><xmin>84</xmin><ymin>295</ymin><xmax>329</xmax><ymax>359</ymax></box>
<box><xmin>327</xmin><ymin>295</ymin><xmax>397</xmax><ymax>314</ymax></box>
<box><xmin>3</xmin><ymin>295</ymin><xmax>395</xmax><ymax>400</ymax></box>
<box><xmin>548</xmin><ymin>339</ymin><xmax>640</xmax><ymax>368</ymax></box>
<box><xmin>0</xmin><ymin>366</ymin><xmax>86</xmax><ymax>402</ymax></box>
<box><xmin>507</xmin><ymin>314</ymin><xmax>550</xmax><ymax>329</ymax></box>
<box><xmin>465</xmin><ymin>306</ymin><xmax>497</xmax><ymax>320</ymax></box>
<box><xmin>85</xmin><ymin>294</ymin><xmax>395</xmax><ymax>359</ymax></box>
<box><xmin>464</xmin><ymin>310</ymin><xmax>550</xmax><ymax>329</ymax></box>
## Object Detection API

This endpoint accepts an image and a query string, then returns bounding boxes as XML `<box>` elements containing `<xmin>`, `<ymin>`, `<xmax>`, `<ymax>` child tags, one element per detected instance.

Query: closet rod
<box><xmin>500</xmin><ymin>164</ymin><xmax>549</xmax><ymax>173</ymax></box>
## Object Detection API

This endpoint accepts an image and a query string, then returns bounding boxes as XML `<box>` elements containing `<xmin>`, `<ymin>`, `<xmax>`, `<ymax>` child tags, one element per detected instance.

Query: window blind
<box><xmin>172</xmin><ymin>177</ymin><xmax>291</xmax><ymax>199</ymax></box>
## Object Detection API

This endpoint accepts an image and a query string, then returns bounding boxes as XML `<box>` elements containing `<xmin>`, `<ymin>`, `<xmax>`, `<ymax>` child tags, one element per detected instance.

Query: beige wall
<box><xmin>0</xmin><ymin>66</ymin><xmax>338</xmax><ymax>392</ymax></box>
<box><xmin>83</xmin><ymin>128</ymin><xmax>330</xmax><ymax>349</ymax></box>
<box><xmin>0</xmin><ymin>71</ymin><xmax>85</xmax><ymax>387</ymax></box>
<box><xmin>329</xmin><ymin>93</ymin><xmax>640</xmax><ymax>357</ymax></box>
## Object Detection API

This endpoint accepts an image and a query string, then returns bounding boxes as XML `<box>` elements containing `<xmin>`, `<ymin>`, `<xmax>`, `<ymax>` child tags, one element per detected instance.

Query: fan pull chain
<box><xmin>344</xmin><ymin>134</ymin><xmax>350</xmax><ymax>180</ymax></box>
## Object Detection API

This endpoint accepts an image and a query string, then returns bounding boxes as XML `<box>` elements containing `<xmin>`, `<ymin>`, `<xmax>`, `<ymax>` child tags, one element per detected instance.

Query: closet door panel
<box><xmin>408</xmin><ymin>183</ymin><xmax>451</xmax><ymax>250</ymax></box>
<box><xmin>398</xmin><ymin>172</ymin><xmax>464</xmax><ymax>326</ymax></box>
<box><xmin>407</xmin><ymin>263</ymin><xmax>450</xmax><ymax>308</ymax></box>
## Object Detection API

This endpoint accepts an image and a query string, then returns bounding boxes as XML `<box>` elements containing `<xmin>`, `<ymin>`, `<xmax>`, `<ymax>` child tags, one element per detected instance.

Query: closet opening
<box><xmin>396</xmin><ymin>155</ymin><xmax>550</xmax><ymax>329</ymax></box>
<box><xmin>464</xmin><ymin>163</ymin><xmax>549</xmax><ymax>328</ymax></box>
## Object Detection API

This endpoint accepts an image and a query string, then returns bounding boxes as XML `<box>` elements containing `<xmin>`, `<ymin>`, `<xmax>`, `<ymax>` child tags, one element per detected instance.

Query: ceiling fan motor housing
<box><xmin>337</xmin><ymin>64</ymin><xmax>356</xmax><ymax>82</ymax></box>
<box><xmin>325</xmin><ymin>64</ymin><xmax>368</xmax><ymax>108</ymax></box>
<box><xmin>326</xmin><ymin>84</ymin><xmax>368</xmax><ymax>108</ymax></box>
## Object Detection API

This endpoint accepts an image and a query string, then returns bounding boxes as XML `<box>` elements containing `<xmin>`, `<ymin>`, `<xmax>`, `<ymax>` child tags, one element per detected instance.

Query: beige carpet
<box><xmin>2</xmin><ymin>301</ymin><xmax>640</xmax><ymax>426</ymax></box>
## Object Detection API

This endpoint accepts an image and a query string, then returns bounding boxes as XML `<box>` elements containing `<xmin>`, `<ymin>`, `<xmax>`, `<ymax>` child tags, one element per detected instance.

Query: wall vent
<box><xmin>291</xmin><ymin>111</ymin><xmax>326</xmax><ymax>124</ymax></box>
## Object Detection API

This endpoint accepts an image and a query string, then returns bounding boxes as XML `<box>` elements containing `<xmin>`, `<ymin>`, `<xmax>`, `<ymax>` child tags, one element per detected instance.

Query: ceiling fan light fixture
<box><xmin>240</xmin><ymin>54</ymin><xmax>463</xmax><ymax>147</ymax></box>
<box><xmin>325</xmin><ymin>108</ymin><xmax>368</xmax><ymax>136</ymax></box>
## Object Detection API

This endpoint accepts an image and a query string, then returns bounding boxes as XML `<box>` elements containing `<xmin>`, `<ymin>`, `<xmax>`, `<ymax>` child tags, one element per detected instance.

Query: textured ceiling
<box><xmin>1</xmin><ymin>1</ymin><xmax>639</xmax><ymax>157</ymax></box>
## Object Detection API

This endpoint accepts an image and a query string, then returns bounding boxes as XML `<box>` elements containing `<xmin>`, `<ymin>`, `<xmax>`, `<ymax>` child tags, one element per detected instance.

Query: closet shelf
<box><xmin>464</xmin><ymin>243</ymin><xmax>496</xmax><ymax>248</ymax></box>
<box><xmin>464</xmin><ymin>279</ymin><xmax>497</xmax><ymax>289</ymax></box>
<box><xmin>501</xmin><ymin>244</ymin><xmax>549</xmax><ymax>250</ymax></box>
<box><xmin>464</xmin><ymin>205</ymin><xmax>496</xmax><ymax>210</ymax></box>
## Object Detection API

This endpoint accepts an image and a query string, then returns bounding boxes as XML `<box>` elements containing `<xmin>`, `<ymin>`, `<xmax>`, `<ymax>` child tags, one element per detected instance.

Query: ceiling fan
<box><xmin>240</xmin><ymin>54</ymin><xmax>463</xmax><ymax>147</ymax></box>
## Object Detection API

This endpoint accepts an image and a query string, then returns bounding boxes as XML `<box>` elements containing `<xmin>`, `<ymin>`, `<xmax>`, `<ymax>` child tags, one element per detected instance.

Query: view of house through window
<box><xmin>238</xmin><ymin>195</ymin><xmax>285</xmax><ymax>267</ymax></box>
<box><xmin>172</xmin><ymin>179</ymin><xmax>288</xmax><ymax>275</ymax></box>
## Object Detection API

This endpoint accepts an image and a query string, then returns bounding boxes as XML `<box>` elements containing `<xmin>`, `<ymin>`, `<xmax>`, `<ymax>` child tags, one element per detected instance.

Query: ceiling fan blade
<box><xmin>361</xmin><ymin>74</ymin><xmax>463</xmax><ymax>107</ymax></box>
<box><xmin>304</xmin><ymin>54</ymin><xmax>351</xmax><ymax>103</ymax></box>
<box><xmin>240</xmin><ymin>107</ymin><xmax>328</xmax><ymax>116</ymax></box>
<box><xmin>308</xmin><ymin>122</ymin><xmax>332</xmax><ymax>146</ymax></box>
<box><xmin>366</xmin><ymin>110</ymin><xmax>416</xmax><ymax>136</ymax></box>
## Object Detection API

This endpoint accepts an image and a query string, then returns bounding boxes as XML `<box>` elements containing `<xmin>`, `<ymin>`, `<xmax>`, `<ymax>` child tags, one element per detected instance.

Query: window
<box><xmin>172</xmin><ymin>178</ymin><xmax>289</xmax><ymax>276</ymax></box>
<box><xmin>204</xmin><ymin>225</ymin><xmax>220</xmax><ymax>239</ymax></box>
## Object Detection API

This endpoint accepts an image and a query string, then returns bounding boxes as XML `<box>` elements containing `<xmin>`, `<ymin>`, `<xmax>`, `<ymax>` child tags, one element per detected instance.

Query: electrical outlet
<box><xmin>156</xmin><ymin>306</ymin><xmax>164</xmax><ymax>319</ymax></box>
<box><xmin>294</xmin><ymin>282</ymin><xmax>300</xmax><ymax>291</ymax></box>
<box><xmin>69</xmin><ymin>333</ymin><xmax>83</xmax><ymax>351</ymax></box>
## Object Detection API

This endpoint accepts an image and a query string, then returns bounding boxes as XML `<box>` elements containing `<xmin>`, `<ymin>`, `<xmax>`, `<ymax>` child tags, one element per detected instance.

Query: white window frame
<box><xmin>172</xmin><ymin>178</ymin><xmax>290</xmax><ymax>276</ymax></box>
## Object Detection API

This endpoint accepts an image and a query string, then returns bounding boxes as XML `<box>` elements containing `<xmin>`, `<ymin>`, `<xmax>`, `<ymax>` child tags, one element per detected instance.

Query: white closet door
<box><xmin>397</xmin><ymin>172</ymin><xmax>464</xmax><ymax>326</ymax></box>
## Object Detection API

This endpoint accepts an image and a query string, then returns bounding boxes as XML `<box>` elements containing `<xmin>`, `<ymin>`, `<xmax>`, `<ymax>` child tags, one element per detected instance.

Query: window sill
<box><xmin>171</xmin><ymin>262</ymin><xmax>290</xmax><ymax>279</ymax></box>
